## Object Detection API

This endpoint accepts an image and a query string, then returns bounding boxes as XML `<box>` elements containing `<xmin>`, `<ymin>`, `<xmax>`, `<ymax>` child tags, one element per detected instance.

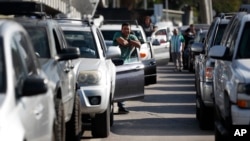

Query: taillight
<box><xmin>160</xmin><ymin>39</ymin><xmax>166</xmax><ymax>44</ymax></box>
<box><xmin>140</xmin><ymin>52</ymin><xmax>147</xmax><ymax>58</ymax></box>
<box><xmin>205</xmin><ymin>67</ymin><xmax>213</xmax><ymax>79</ymax></box>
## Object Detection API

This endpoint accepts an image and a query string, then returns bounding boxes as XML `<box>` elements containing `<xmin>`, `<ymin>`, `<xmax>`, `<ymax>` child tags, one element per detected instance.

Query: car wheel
<box><xmin>54</xmin><ymin>99</ymin><xmax>65</xmax><ymax>141</ymax></box>
<box><xmin>198</xmin><ymin>98</ymin><xmax>214</xmax><ymax>130</ymax></box>
<box><xmin>91</xmin><ymin>103</ymin><xmax>110</xmax><ymax>138</ymax></box>
<box><xmin>195</xmin><ymin>97</ymin><xmax>200</xmax><ymax>120</ymax></box>
<box><xmin>66</xmin><ymin>94</ymin><xmax>82</xmax><ymax>141</ymax></box>
<box><xmin>215</xmin><ymin>126</ymin><xmax>225</xmax><ymax>141</ymax></box>
<box><xmin>110</xmin><ymin>102</ymin><xmax>114</xmax><ymax>127</ymax></box>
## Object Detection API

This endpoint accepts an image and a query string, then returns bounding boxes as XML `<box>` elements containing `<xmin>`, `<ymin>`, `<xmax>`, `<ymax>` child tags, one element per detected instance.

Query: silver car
<box><xmin>0</xmin><ymin>20</ymin><xmax>55</xmax><ymax>141</ymax></box>
<box><xmin>58</xmin><ymin>19</ymin><xmax>121</xmax><ymax>138</ymax></box>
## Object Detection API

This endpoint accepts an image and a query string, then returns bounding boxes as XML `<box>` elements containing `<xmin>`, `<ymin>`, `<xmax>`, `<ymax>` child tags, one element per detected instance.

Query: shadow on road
<box><xmin>111</xmin><ymin>117</ymin><xmax>212</xmax><ymax>136</ymax></box>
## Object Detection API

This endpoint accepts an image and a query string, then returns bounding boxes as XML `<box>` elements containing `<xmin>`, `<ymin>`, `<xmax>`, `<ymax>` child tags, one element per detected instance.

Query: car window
<box><xmin>11</xmin><ymin>37</ymin><xmax>27</xmax><ymax>96</ymax></box>
<box><xmin>63</xmin><ymin>31</ymin><xmax>98</xmax><ymax>58</ymax></box>
<box><xmin>25</xmin><ymin>27</ymin><xmax>50</xmax><ymax>58</ymax></box>
<box><xmin>155</xmin><ymin>29</ymin><xmax>166</xmax><ymax>35</ymax></box>
<box><xmin>237</xmin><ymin>22</ymin><xmax>250</xmax><ymax>59</ymax></box>
<box><xmin>101</xmin><ymin>30</ymin><xmax>145</xmax><ymax>44</ymax></box>
<box><xmin>101</xmin><ymin>30</ymin><xmax>116</xmax><ymax>41</ymax></box>
<box><xmin>13</xmin><ymin>32</ymin><xmax>37</xmax><ymax>74</ymax></box>
<box><xmin>0</xmin><ymin>37</ymin><xmax>6</xmax><ymax>92</ymax></box>
<box><xmin>123</xmin><ymin>48</ymin><xmax>140</xmax><ymax>64</ymax></box>
<box><xmin>213</xmin><ymin>24</ymin><xmax>227</xmax><ymax>46</ymax></box>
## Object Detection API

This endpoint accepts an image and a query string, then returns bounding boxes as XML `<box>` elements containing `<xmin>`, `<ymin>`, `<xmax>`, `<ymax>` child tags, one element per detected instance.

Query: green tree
<box><xmin>212</xmin><ymin>0</ymin><xmax>241</xmax><ymax>13</ymax></box>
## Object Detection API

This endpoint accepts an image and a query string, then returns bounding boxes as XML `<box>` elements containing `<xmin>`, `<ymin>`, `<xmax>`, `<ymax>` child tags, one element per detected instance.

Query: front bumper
<box><xmin>77</xmin><ymin>85</ymin><xmax>109</xmax><ymax>114</ymax></box>
<box><xmin>231</xmin><ymin>105</ymin><xmax>250</xmax><ymax>125</ymax></box>
<box><xmin>200</xmin><ymin>81</ymin><xmax>214</xmax><ymax>107</ymax></box>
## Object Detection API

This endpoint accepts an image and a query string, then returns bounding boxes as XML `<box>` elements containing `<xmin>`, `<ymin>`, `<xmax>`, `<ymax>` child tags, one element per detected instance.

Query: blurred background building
<box><xmin>0</xmin><ymin>0</ymin><xmax>247</xmax><ymax>26</ymax></box>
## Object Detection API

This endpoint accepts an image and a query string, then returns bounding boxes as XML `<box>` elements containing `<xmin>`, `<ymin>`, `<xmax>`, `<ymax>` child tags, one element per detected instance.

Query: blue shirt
<box><xmin>171</xmin><ymin>34</ymin><xmax>185</xmax><ymax>53</ymax></box>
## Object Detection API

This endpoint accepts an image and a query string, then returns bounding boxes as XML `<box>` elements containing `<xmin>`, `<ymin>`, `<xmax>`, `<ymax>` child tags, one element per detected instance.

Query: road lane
<box><xmin>82</xmin><ymin>62</ymin><xmax>214</xmax><ymax>141</ymax></box>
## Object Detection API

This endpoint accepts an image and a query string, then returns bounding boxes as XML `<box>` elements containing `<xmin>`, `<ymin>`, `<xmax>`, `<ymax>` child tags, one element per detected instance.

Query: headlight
<box><xmin>237</xmin><ymin>83</ymin><xmax>250</xmax><ymax>94</ymax></box>
<box><xmin>78</xmin><ymin>71</ymin><xmax>102</xmax><ymax>85</ymax></box>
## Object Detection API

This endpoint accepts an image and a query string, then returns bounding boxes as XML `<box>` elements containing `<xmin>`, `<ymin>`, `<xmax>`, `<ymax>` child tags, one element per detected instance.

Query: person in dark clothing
<box><xmin>142</xmin><ymin>16</ymin><xmax>154</xmax><ymax>37</ymax></box>
<box><xmin>183</xmin><ymin>24</ymin><xmax>196</xmax><ymax>69</ymax></box>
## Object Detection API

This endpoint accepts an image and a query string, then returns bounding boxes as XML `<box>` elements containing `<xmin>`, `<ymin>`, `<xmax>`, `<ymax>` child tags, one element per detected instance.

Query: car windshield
<box><xmin>63</xmin><ymin>31</ymin><xmax>98</xmax><ymax>58</ymax></box>
<box><xmin>25</xmin><ymin>27</ymin><xmax>50</xmax><ymax>58</ymax></box>
<box><xmin>101</xmin><ymin>30</ymin><xmax>145</xmax><ymax>44</ymax></box>
<box><xmin>237</xmin><ymin>22</ymin><xmax>250</xmax><ymax>59</ymax></box>
<box><xmin>213</xmin><ymin>24</ymin><xmax>227</xmax><ymax>45</ymax></box>
<box><xmin>0</xmin><ymin>37</ymin><xmax>6</xmax><ymax>92</ymax></box>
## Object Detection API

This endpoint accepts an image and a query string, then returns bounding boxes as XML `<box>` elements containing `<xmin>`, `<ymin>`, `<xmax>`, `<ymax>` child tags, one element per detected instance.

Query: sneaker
<box><xmin>179</xmin><ymin>69</ymin><xmax>183</xmax><ymax>72</ymax></box>
<box><xmin>118</xmin><ymin>108</ymin><xmax>129</xmax><ymax>114</ymax></box>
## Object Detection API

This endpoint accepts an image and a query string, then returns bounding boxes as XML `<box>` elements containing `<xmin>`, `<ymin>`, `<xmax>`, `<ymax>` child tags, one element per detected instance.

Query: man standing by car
<box><xmin>171</xmin><ymin>28</ymin><xmax>185</xmax><ymax>72</ymax></box>
<box><xmin>113</xmin><ymin>22</ymin><xmax>141</xmax><ymax>114</ymax></box>
<box><xmin>142</xmin><ymin>16</ymin><xmax>154</xmax><ymax>37</ymax></box>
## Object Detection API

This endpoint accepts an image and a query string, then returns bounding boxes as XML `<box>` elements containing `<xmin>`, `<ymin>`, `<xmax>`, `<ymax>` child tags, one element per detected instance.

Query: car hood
<box><xmin>235</xmin><ymin>59</ymin><xmax>250</xmax><ymax>82</ymax></box>
<box><xmin>73</xmin><ymin>58</ymin><xmax>103</xmax><ymax>72</ymax></box>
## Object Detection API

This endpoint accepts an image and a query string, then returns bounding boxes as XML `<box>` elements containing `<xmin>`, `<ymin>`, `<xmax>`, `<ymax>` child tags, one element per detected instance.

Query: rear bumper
<box><xmin>200</xmin><ymin>81</ymin><xmax>214</xmax><ymax>107</ymax></box>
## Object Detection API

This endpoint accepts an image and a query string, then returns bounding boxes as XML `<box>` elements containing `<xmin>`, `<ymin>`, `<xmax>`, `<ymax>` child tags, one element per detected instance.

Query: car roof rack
<box><xmin>103</xmin><ymin>20</ymin><xmax>139</xmax><ymax>27</ymax></box>
<box><xmin>239</xmin><ymin>4</ymin><xmax>250</xmax><ymax>13</ymax></box>
<box><xmin>217</xmin><ymin>13</ymin><xmax>235</xmax><ymax>19</ymax></box>
<box><xmin>0</xmin><ymin>1</ymin><xmax>61</xmax><ymax>18</ymax></box>
<box><xmin>55</xmin><ymin>18</ymin><xmax>94</xmax><ymax>26</ymax></box>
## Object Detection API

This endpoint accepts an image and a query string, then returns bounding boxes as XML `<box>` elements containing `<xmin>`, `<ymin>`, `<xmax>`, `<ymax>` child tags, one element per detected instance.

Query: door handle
<box><xmin>134</xmin><ymin>66</ymin><xmax>144</xmax><ymax>70</ymax></box>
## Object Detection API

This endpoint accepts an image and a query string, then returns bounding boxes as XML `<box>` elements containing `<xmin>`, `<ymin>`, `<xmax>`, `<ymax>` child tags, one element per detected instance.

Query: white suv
<box><xmin>100</xmin><ymin>22</ymin><xmax>157</xmax><ymax>85</ymax></box>
<box><xmin>209</xmin><ymin>11</ymin><xmax>250</xmax><ymax>140</ymax></box>
<box><xmin>57</xmin><ymin>19</ymin><xmax>121</xmax><ymax>138</ymax></box>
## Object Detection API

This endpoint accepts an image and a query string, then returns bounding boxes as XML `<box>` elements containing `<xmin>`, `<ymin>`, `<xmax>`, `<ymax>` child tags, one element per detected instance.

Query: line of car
<box><xmin>190</xmin><ymin>5</ymin><xmax>250</xmax><ymax>141</ymax></box>
<box><xmin>0</xmin><ymin>1</ymin><xmax>170</xmax><ymax>141</ymax></box>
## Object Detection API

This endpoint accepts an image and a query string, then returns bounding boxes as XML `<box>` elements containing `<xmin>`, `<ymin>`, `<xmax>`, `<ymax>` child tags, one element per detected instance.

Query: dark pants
<box><xmin>171</xmin><ymin>52</ymin><xmax>183</xmax><ymax>70</ymax></box>
<box><xmin>117</xmin><ymin>102</ymin><xmax>125</xmax><ymax>109</ymax></box>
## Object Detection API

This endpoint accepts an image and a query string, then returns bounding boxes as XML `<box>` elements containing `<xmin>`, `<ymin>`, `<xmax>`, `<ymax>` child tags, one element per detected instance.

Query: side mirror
<box><xmin>208</xmin><ymin>45</ymin><xmax>228</xmax><ymax>60</ymax></box>
<box><xmin>111</xmin><ymin>58</ymin><xmax>124</xmax><ymax>66</ymax></box>
<box><xmin>57</xmin><ymin>47</ymin><xmax>80</xmax><ymax>61</ymax></box>
<box><xmin>190</xmin><ymin>42</ymin><xmax>204</xmax><ymax>52</ymax></box>
<box><xmin>22</xmin><ymin>76</ymin><xmax>48</xmax><ymax>96</ymax></box>
<box><xmin>106</xmin><ymin>46</ymin><xmax>121</xmax><ymax>59</ymax></box>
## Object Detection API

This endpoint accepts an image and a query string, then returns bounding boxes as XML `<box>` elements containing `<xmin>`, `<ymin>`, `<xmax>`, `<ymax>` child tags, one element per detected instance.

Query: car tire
<box><xmin>215</xmin><ymin>126</ymin><xmax>225</xmax><ymax>141</ymax></box>
<box><xmin>91</xmin><ymin>102</ymin><xmax>110</xmax><ymax>138</ymax></box>
<box><xmin>54</xmin><ymin>99</ymin><xmax>65</xmax><ymax>141</ymax></box>
<box><xmin>195</xmin><ymin>97</ymin><xmax>200</xmax><ymax>120</ymax></box>
<box><xmin>110</xmin><ymin>102</ymin><xmax>114</xmax><ymax>127</ymax></box>
<box><xmin>198</xmin><ymin>98</ymin><xmax>214</xmax><ymax>130</ymax></box>
<box><xmin>66</xmin><ymin>94</ymin><xmax>82</xmax><ymax>141</ymax></box>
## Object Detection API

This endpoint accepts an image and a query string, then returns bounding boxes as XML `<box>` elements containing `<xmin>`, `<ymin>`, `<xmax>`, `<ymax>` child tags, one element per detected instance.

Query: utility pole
<box><xmin>165</xmin><ymin>0</ymin><xmax>168</xmax><ymax>21</ymax></box>
<box><xmin>200</xmin><ymin>0</ymin><xmax>212</xmax><ymax>24</ymax></box>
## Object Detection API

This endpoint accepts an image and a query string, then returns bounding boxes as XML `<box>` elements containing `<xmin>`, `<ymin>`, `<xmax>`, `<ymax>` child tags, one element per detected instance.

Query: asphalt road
<box><xmin>81</xmin><ymin>62</ymin><xmax>214</xmax><ymax>141</ymax></box>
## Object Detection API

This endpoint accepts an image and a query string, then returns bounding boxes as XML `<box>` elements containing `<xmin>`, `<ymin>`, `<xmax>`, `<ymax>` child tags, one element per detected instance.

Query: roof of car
<box><xmin>100</xmin><ymin>24</ymin><xmax>142</xmax><ymax>31</ymax></box>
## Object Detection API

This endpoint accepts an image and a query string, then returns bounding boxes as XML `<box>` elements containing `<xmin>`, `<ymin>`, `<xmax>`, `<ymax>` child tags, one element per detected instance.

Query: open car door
<box><xmin>113</xmin><ymin>49</ymin><xmax>145</xmax><ymax>102</ymax></box>
<box><xmin>140</xmin><ymin>42</ymin><xmax>157</xmax><ymax>86</ymax></box>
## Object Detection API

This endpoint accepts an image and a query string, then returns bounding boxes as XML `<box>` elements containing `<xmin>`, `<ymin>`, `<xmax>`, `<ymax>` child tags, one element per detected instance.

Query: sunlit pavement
<box><xmin>82</xmin><ymin>62</ymin><xmax>214</xmax><ymax>141</ymax></box>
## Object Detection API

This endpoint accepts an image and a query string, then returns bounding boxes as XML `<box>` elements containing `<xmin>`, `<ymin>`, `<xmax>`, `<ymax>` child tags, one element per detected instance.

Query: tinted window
<box><xmin>26</xmin><ymin>27</ymin><xmax>50</xmax><ymax>58</ymax></box>
<box><xmin>63</xmin><ymin>31</ymin><xmax>97</xmax><ymax>58</ymax></box>
<box><xmin>0</xmin><ymin>37</ymin><xmax>6</xmax><ymax>92</ymax></box>
<box><xmin>213</xmin><ymin>24</ymin><xmax>227</xmax><ymax>45</ymax></box>
<box><xmin>237</xmin><ymin>22</ymin><xmax>250</xmax><ymax>59</ymax></box>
